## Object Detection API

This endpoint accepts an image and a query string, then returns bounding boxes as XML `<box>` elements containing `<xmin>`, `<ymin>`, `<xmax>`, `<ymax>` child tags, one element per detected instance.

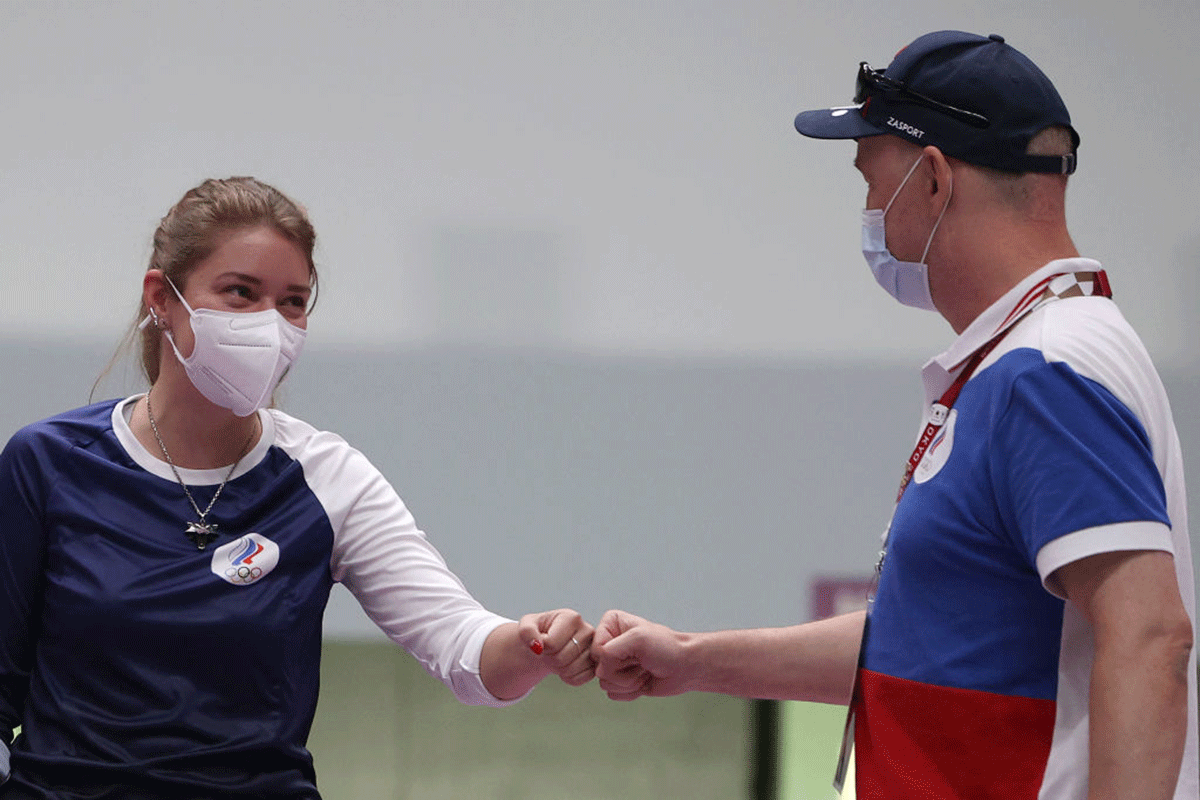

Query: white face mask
<box><xmin>861</xmin><ymin>154</ymin><xmax>952</xmax><ymax>312</ymax></box>
<box><xmin>143</xmin><ymin>277</ymin><xmax>308</xmax><ymax>417</ymax></box>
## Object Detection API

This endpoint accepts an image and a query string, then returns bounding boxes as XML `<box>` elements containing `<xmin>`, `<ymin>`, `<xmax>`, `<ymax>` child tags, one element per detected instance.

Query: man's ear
<box><xmin>922</xmin><ymin>145</ymin><xmax>954</xmax><ymax>207</ymax></box>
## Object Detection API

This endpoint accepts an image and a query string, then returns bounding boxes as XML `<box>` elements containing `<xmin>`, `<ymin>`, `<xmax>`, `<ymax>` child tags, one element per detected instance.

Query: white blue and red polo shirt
<box><xmin>854</xmin><ymin>259</ymin><xmax>1197</xmax><ymax>799</ymax></box>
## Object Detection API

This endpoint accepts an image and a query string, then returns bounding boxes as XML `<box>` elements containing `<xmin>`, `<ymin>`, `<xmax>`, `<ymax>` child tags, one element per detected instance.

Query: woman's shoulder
<box><xmin>263</xmin><ymin>409</ymin><xmax>400</xmax><ymax>524</ymax></box>
<box><xmin>265</xmin><ymin>408</ymin><xmax>379</xmax><ymax>475</ymax></box>
<box><xmin>5</xmin><ymin>398</ymin><xmax>120</xmax><ymax>454</ymax></box>
<box><xmin>266</xmin><ymin>407</ymin><xmax>348</xmax><ymax>450</ymax></box>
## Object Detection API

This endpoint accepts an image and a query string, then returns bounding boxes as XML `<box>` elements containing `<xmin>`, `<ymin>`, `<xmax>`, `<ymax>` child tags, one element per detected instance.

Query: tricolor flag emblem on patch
<box><xmin>210</xmin><ymin>533</ymin><xmax>280</xmax><ymax>586</ymax></box>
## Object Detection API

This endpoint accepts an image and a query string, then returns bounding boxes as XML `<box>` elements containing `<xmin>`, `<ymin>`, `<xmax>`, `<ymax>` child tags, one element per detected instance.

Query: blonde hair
<box><xmin>95</xmin><ymin>177</ymin><xmax>319</xmax><ymax>396</ymax></box>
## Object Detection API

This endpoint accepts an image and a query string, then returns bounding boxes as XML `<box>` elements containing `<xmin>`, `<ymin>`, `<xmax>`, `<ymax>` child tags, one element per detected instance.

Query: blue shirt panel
<box><xmin>1</xmin><ymin>401</ymin><xmax>337</xmax><ymax>795</ymax></box>
<box><xmin>865</xmin><ymin>348</ymin><xmax>1169</xmax><ymax>700</ymax></box>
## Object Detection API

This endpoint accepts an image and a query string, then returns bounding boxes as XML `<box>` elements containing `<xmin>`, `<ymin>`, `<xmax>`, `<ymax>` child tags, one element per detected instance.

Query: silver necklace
<box><xmin>145</xmin><ymin>393</ymin><xmax>258</xmax><ymax>550</ymax></box>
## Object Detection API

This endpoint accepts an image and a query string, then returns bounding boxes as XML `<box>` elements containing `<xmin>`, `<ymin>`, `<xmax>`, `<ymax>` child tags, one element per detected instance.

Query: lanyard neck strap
<box><xmin>895</xmin><ymin>270</ymin><xmax>1111</xmax><ymax>503</ymax></box>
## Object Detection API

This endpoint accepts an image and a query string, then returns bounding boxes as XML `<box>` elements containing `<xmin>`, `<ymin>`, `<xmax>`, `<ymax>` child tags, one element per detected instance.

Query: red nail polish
<box><xmin>529</xmin><ymin>640</ymin><xmax>544</xmax><ymax>655</ymax></box>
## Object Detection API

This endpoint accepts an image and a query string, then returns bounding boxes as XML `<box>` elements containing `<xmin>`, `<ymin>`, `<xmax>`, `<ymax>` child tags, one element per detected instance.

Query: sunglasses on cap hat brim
<box><xmin>855</xmin><ymin>61</ymin><xmax>990</xmax><ymax>130</ymax></box>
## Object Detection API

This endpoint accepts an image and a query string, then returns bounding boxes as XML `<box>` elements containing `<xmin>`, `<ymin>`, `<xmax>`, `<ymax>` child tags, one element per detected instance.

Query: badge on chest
<box><xmin>914</xmin><ymin>408</ymin><xmax>957</xmax><ymax>484</ymax></box>
<box><xmin>209</xmin><ymin>533</ymin><xmax>280</xmax><ymax>586</ymax></box>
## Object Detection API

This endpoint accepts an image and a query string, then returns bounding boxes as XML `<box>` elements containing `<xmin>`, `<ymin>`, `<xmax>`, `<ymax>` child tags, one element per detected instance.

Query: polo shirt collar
<box><xmin>921</xmin><ymin>257</ymin><xmax>1103</xmax><ymax>402</ymax></box>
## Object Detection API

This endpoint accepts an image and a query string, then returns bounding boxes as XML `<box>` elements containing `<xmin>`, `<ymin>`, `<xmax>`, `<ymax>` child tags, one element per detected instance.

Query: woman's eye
<box><xmin>226</xmin><ymin>285</ymin><xmax>253</xmax><ymax>299</ymax></box>
<box><xmin>284</xmin><ymin>296</ymin><xmax>311</xmax><ymax>314</ymax></box>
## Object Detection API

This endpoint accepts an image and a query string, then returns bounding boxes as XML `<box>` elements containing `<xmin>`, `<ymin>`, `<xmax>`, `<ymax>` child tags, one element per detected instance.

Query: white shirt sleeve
<box><xmin>273</xmin><ymin>415</ymin><xmax>525</xmax><ymax>707</ymax></box>
<box><xmin>1037</xmin><ymin>520</ymin><xmax>1174</xmax><ymax>599</ymax></box>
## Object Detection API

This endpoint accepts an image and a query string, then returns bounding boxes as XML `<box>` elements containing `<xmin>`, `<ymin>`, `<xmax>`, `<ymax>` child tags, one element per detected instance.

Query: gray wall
<box><xmin>2</xmin><ymin>1</ymin><xmax>1198</xmax><ymax>369</ymax></box>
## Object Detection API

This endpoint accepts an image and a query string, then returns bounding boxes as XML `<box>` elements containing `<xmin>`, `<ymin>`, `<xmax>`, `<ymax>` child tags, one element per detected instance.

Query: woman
<box><xmin>0</xmin><ymin>177</ymin><xmax>594</xmax><ymax>798</ymax></box>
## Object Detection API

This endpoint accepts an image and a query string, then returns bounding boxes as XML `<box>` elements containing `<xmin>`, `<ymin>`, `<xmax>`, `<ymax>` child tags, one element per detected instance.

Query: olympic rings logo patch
<box><xmin>210</xmin><ymin>533</ymin><xmax>280</xmax><ymax>586</ymax></box>
<box><xmin>226</xmin><ymin>564</ymin><xmax>263</xmax><ymax>583</ymax></box>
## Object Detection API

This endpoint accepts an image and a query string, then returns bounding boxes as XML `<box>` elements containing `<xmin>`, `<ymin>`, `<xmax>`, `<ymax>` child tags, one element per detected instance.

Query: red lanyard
<box><xmin>894</xmin><ymin>270</ymin><xmax>1112</xmax><ymax>504</ymax></box>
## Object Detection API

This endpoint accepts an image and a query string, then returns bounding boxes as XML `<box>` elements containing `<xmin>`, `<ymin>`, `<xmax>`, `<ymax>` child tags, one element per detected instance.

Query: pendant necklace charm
<box><xmin>146</xmin><ymin>392</ymin><xmax>258</xmax><ymax>551</ymax></box>
<box><xmin>185</xmin><ymin>521</ymin><xmax>221</xmax><ymax>550</ymax></box>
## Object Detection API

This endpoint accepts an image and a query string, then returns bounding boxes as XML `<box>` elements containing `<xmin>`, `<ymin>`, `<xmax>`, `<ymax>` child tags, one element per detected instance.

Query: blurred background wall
<box><xmin>2</xmin><ymin>2</ymin><xmax>1197</xmax><ymax>798</ymax></box>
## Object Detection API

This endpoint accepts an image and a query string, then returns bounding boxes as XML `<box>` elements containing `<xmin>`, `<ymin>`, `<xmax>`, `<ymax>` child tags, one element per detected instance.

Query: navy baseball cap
<box><xmin>794</xmin><ymin>31</ymin><xmax>1079</xmax><ymax>174</ymax></box>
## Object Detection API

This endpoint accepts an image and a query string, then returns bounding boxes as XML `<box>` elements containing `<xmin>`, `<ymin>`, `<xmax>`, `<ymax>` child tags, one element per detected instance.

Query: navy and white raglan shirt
<box><xmin>852</xmin><ymin>259</ymin><xmax>1198</xmax><ymax>799</ymax></box>
<box><xmin>0</xmin><ymin>398</ymin><xmax>519</xmax><ymax>797</ymax></box>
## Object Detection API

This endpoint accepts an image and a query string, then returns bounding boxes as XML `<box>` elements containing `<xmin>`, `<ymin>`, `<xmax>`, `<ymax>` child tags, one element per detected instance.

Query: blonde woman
<box><xmin>0</xmin><ymin>177</ymin><xmax>594</xmax><ymax>798</ymax></box>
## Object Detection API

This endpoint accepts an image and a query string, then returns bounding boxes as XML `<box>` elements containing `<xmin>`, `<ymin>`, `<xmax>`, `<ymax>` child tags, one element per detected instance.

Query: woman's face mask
<box><xmin>145</xmin><ymin>276</ymin><xmax>307</xmax><ymax>417</ymax></box>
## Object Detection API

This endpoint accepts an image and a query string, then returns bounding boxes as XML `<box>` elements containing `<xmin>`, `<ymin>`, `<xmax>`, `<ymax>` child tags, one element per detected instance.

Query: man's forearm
<box><xmin>683</xmin><ymin>609</ymin><xmax>865</xmax><ymax>703</ymax></box>
<box><xmin>1087</xmin><ymin>628</ymin><xmax>1192</xmax><ymax>799</ymax></box>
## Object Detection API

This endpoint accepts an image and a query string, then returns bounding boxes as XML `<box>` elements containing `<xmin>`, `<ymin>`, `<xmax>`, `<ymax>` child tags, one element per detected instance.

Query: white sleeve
<box><xmin>277</xmin><ymin>417</ymin><xmax>525</xmax><ymax>707</ymax></box>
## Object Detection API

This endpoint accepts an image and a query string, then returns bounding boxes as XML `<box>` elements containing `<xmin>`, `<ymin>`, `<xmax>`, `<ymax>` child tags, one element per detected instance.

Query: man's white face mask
<box><xmin>142</xmin><ymin>276</ymin><xmax>307</xmax><ymax>417</ymax></box>
<box><xmin>861</xmin><ymin>153</ymin><xmax>953</xmax><ymax>311</ymax></box>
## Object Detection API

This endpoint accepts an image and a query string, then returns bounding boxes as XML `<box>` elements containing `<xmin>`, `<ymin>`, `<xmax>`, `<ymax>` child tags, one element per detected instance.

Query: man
<box><xmin>592</xmin><ymin>30</ymin><xmax>1197</xmax><ymax>799</ymax></box>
